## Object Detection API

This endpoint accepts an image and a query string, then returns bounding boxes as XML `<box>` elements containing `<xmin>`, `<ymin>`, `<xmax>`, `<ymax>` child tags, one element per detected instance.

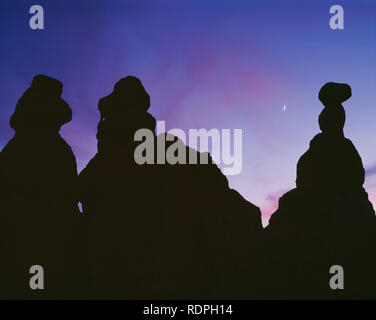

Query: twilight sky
<box><xmin>1</xmin><ymin>0</ymin><xmax>375</xmax><ymax>225</ymax></box>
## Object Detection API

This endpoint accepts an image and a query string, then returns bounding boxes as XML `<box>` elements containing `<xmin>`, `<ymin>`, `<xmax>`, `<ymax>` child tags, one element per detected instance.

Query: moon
<box><xmin>282</xmin><ymin>105</ymin><xmax>287</xmax><ymax>111</ymax></box>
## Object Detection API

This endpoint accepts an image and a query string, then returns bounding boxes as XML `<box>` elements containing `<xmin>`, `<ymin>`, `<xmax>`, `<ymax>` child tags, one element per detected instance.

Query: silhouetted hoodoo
<box><xmin>0</xmin><ymin>75</ymin><xmax>81</xmax><ymax>299</ymax></box>
<box><xmin>79</xmin><ymin>76</ymin><xmax>263</xmax><ymax>299</ymax></box>
<box><xmin>266</xmin><ymin>82</ymin><xmax>376</xmax><ymax>299</ymax></box>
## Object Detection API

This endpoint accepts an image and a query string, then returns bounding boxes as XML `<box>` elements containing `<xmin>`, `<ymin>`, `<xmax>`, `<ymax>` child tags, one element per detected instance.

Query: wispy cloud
<box><xmin>366</xmin><ymin>164</ymin><xmax>376</xmax><ymax>177</ymax></box>
<box><xmin>265</xmin><ymin>188</ymin><xmax>290</xmax><ymax>204</ymax></box>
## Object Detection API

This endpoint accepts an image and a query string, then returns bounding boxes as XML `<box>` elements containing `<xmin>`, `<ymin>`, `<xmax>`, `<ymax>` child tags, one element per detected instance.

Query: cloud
<box><xmin>366</xmin><ymin>164</ymin><xmax>376</xmax><ymax>177</ymax></box>
<box><xmin>265</xmin><ymin>188</ymin><xmax>290</xmax><ymax>204</ymax></box>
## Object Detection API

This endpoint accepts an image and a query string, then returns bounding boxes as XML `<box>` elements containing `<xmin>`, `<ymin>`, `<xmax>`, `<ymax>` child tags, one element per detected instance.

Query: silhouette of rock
<box><xmin>266</xmin><ymin>82</ymin><xmax>376</xmax><ymax>299</ymax></box>
<box><xmin>0</xmin><ymin>75</ymin><xmax>82</xmax><ymax>299</ymax></box>
<box><xmin>317</xmin><ymin>82</ymin><xmax>351</xmax><ymax>138</ymax></box>
<box><xmin>78</xmin><ymin>76</ymin><xmax>263</xmax><ymax>299</ymax></box>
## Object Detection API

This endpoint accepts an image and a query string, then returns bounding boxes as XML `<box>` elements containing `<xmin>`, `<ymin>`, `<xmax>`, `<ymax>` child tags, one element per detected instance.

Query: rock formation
<box><xmin>266</xmin><ymin>82</ymin><xmax>376</xmax><ymax>299</ymax></box>
<box><xmin>78</xmin><ymin>76</ymin><xmax>263</xmax><ymax>299</ymax></box>
<box><xmin>0</xmin><ymin>75</ymin><xmax>82</xmax><ymax>299</ymax></box>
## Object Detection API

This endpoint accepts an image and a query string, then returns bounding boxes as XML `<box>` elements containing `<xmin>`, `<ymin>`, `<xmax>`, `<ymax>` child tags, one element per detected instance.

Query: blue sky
<box><xmin>1</xmin><ymin>0</ymin><xmax>375</xmax><ymax>224</ymax></box>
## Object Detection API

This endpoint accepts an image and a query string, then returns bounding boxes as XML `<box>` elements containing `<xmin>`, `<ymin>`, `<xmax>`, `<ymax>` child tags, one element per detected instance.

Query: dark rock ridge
<box><xmin>78</xmin><ymin>76</ymin><xmax>263</xmax><ymax>299</ymax></box>
<box><xmin>2</xmin><ymin>75</ymin><xmax>374</xmax><ymax>299</ymax></box>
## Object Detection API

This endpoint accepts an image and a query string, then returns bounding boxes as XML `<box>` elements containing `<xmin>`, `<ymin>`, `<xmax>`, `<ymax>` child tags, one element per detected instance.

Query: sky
<box><xmin>0</xmin><ymin>0</ymin><xmax>375</xmax><ymax>225</ymax></box>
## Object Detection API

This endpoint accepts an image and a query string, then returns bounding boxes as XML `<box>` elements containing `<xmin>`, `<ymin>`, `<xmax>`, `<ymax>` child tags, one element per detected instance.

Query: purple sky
<box><xmin>1</xmin><ymin>0</ymin><xmax>375</xmax><ymax>225</ymax></box>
